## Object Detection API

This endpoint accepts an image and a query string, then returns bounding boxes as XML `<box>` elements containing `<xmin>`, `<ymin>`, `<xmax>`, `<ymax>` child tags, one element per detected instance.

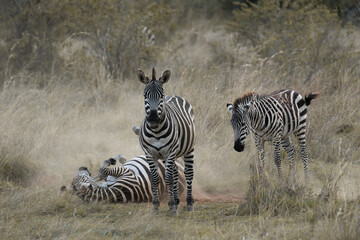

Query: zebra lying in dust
<box><xmin>63</xmin><ymin>155</ymin><xmax>186</xmax><ymax>203</ymax></box>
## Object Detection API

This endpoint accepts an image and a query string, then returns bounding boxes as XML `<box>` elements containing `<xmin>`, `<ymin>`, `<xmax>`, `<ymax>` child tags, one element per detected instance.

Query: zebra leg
<box><xmin>281</xmin><ymin>137</ymin><xmax>296</xmax><ymax>176</ymax></box>
<box><xmin>273</xmin><ymin>138</ymin><xmax>282</xmax><ymax>178</ymax></box>
<box><xmin>147</xmin><ymin>156</ymin><xmax>160</xmax><ymax>212</ymax></box>
<box><xmin>172</xmin><ymin>163</ymin><xmax>180</xmax><ymax>206</ymax></box>
<box><xmin>296</xmin><ymin>129</ymin><xmax>309</xmax><ymax>177</ymax></box>
<box><xmin>184</xmin><ymin>149</ymin><xmax>195</xmax><ymax>211</ymax></box>
<box><xmin>254</xmin><ymin>137</ymin><xmax>265</xmax><ymax>183</ymax></box>
<box><xmin>165</xmin><ymin>157</ymin><xmax>177</xmax><ymax>214</ymax></box>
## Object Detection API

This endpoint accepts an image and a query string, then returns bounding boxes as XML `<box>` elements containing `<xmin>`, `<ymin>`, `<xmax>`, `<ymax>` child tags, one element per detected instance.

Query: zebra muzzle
<box><xmin>147</xmin><ymin>110</ymin><xmax>161</xmax><ymax>126</ymax></box>
<box><xmin>148</xmin><ymin>110</ymin><xmax>160</xmax><ymax>119</ymax></box>
<box><xmin>234</xmin><ymin>139</ymin><xmax>245</xmax><ymax>152</ymax></box>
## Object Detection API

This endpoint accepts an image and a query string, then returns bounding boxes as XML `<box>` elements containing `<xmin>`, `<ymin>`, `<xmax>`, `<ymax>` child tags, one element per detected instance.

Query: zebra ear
<box><xmin>227</xmin><ymin>103</ymin><xmax>233</xmax><ymax>113</ymax></box>
<box><xmin>137</xmin><ymin>69</ymin><xmax>149</xmax><ymax>84</ymax></box>
<box><xmin>132</xmin><ymin>126</ymin><xmax>140</xmax><ymax>136</ymax></box>
<box><xmin>101</xmin><ymin>159</ymin><xmax>112</xmax><ymax>168</ymax></box>
<box><xmin>77</xmin><ymin>166</ymin><xmax>91</xmax><ymax>176</ymax></box>
<box><xmin>159</xmin><ymin>70</ymin><xmax>171</xmax><ymax>84</ymax></box>
<box><xmin>117</xmin><ymin>155</ymin><xmax>127</xmax><ymax>164</ymax></box>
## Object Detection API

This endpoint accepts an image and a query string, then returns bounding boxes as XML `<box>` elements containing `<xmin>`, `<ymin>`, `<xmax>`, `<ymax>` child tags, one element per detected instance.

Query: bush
<box><xmin>0</xmin><ymin>148</ymin><xmax>37</xmax><ymax>186</ymax></box>
<box><xmin>237</xmin><ymin>175</ymin><xmax>316</xmax><ymax>216</ymax></box>
<box><xmin>226</xmin><ymin>0</ymin><xmax>352</xmax><ymax>83</ymax></box>
<box><xmin>0</xmin><ymin>0</ymin><xmax>173</xmax><ymax>86</ymax></box>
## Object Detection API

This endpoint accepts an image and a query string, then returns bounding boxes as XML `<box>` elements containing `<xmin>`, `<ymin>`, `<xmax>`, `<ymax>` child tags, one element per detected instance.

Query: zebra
<box><xmin>227</xmin><ymin>89</ymin><xmax>318</xmax><ymax>180</ymax></box>
<box><xmin>67</xmin><ymin>155</ymin><xmax>186</xmax><ymax>203</ymax></box>
<box><xmin>136</xmin><ymin>68</ymin><xmax>196</xmax><ymax>214</ymax></box>
<box><xmin>344</xmin><ymin>1</ymin><xmax>360</xmax><ymax>22</ymax></box>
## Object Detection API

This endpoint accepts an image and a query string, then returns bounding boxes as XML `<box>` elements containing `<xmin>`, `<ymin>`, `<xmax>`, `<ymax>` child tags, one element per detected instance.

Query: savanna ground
<box><xmin>0</xmin><ymin>0</ymin><xmax>360</xmax><ymax>239</ymax></box>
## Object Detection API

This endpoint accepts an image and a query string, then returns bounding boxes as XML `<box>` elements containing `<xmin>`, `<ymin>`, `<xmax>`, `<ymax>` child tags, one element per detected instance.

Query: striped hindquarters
<box><xmin>266</xmin><ymin>89</ymin><xmax>317</xmax><ymax>138</ymax></box>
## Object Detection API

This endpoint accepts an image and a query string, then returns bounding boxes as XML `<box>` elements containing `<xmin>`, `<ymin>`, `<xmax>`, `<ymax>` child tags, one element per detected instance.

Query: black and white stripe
<box><xmin>70</xmin><ymin>155</ymin><xmax>186</xmax><ymax>203</ymax></box>
<box><xmin>137</xmin><ymin>68</ymin><xmax>196</xmax><ymax>214</ymax></box>
<box><xmin>227</xmin><ymin>89</ymin><xmax>318</xmax><ymax>179</ymax></box>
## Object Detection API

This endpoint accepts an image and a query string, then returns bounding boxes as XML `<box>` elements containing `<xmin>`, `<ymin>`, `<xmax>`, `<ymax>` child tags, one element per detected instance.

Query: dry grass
<box><xmin>1</xmin><ymin>3</ymin><xmax>360</xmax><ymax>239</ymax></box>
<box><xmin>1</xmin><ymin>185</ymin><xmax>359</xmax><ymax>239</ymax></box>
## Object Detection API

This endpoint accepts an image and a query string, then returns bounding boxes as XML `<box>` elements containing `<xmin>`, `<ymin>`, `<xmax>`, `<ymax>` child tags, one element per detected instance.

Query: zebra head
<box><xmin>137</xmin><ymin>67</ymin><xmax>171</xmax><ymax>128</ymax></box>
<box><xmin>227</xmin><ymin>102</ymin><xmax>250</xmax><ymax>152</ymax></box>
<box><xmin>71</xmin><ymin>166</ymin><xmax>93</xmax><ymax>192</ymax></box>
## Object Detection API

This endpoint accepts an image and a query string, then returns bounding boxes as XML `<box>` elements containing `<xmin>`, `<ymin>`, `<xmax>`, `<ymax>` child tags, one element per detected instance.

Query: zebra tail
<box><xmin>305</xmin><ymin>93</ymin><xmax>319</xmax><ymax>106</ymax></box>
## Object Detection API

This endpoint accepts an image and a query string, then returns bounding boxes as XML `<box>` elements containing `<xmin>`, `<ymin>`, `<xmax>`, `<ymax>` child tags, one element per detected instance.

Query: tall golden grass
<box><xmin>1</xmin><ymin>2</ymin><xmax>360</xmax><ymax>239</ymax></box>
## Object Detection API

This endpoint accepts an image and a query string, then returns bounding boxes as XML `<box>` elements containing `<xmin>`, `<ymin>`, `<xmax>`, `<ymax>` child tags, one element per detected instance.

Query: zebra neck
<box><xmin>83</xmin><ymin>181</ymin><xmax>127</xmax><ymax>202</ymax></box>
<box><xmin>145</xmin><ymin>114</ymin><xmax>169</xmax><ymax>133</ymax></box>
<box><xmin>85</xmin><ymin>176</ymin><xmax>108</xmax><ymax>190</ymax></box>
<box><xmin>88</xmin><ymin>178</ymin><xmax>101</xmax><ymax>189</ymax></box>
<box><xmin>247</xmin><ymin>101</ymin><xmax>275</xmax><ymax>131</ymax></box>
<box><xmin>246</xmin><ymin>106</ymin><xmax>261</xmax><ymax>130</ymax></box>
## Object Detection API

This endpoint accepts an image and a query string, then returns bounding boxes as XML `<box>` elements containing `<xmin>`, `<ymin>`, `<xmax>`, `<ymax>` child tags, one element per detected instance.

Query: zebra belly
<box><xmin>255</xmin><ymin>128</ymin><xmax>293</xmax><ymax>141</ymax></box>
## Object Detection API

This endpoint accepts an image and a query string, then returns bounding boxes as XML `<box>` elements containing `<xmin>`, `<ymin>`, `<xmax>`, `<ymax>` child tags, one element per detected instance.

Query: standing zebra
<box><xmin>68</xmin><ymin>155</ymin><xmax>186</xmax><ymax>203</ymax></box>
<box><xmin>227</xmin><ymin>89</ymin><xmax>318</xmax><ymax>180</ymax></box>
<box><xmin>136</xmin><ymin>68</ymin><xmax>195</xmax><ymax>214</ymax></box>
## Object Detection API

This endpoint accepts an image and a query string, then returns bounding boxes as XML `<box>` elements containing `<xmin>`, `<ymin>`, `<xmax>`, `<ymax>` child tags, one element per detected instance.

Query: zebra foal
<box><xmin>227</xmin><ymin>89</ymin><xmax>318</xmax><ymax>180</ymax></box>
<box><xmin>137</xmin><ymin>68</ymin><xmax>195</xmax><ymax>214</ymax></box>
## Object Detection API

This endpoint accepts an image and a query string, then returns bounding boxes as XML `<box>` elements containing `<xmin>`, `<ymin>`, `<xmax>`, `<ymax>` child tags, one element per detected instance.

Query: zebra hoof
<box><xmin>108</xmin><ymin>158</ymin><xmax>117</xmax><ymax>165</ymax></box>
<box><xmin>186</xmin><ymin>197</ymin><xmax>194</xmax><ymax>211</ymax></box>
<box><xmin>168</xmin><ymin>203</ymin><xmax>178</xmax><ymax>216</ymax></box>
<box><xmin>168</xmin><ymin>208</ymin><xmax>178</xmax><ymax>216</ymax></box>
<box><xmin>152</xmin><ymin>207</ymin><xmax>159</xmax><ymax>215</ymax></box>
<box><xmin>186</xmin><ymin>204</ymin><xmax>194</xmax><ymax>211</ymax></box>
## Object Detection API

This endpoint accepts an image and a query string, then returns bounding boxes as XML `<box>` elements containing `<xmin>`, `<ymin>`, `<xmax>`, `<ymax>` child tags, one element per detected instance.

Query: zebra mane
<box><xmin>233</xmin><ymin>91</ymin><xmax>259</xmax><ymax>107</ymax></box>
<box><xmin>152</xmin><ymin>67</ymin><xmax>156</xmax><ymax>81</ymax></box>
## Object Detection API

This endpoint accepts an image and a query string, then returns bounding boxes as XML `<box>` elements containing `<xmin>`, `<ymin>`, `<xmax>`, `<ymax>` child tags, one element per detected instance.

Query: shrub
<box><xmin>237</xmin><ymin>175</ymin><xmax>316</xmax><ymax>216</ymax></box>
<box><xmin>0</xmin><ymin>0</ymin><xmax>173</xmax><ymax>86</ymax></box>
<box><xmin>226</xmin><ymin>0</ymin><xmax>347</xmax><ymax>83</ymax></box>
<box><xmin>0</xmin><ymin>148</ymin><xmax>37</xmax><ymax>186</ymax></box>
